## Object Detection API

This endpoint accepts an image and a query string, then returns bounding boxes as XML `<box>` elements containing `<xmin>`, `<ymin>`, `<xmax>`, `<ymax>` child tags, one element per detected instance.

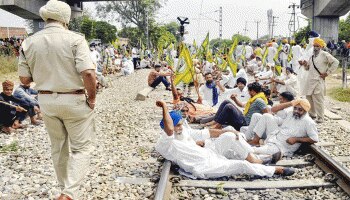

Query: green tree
<box><xmin>232</xmin><ymin>34</ymin><xmax>252</xmax><ymax>43</ymax></box>
<box><xmin>96</xmin><ymin>0</ymin><xmax>162</xmax><ymax>33</ymax></box>
<box><xmin>164</xmin><ymin>22</ymin><xmax>180</xmax><ymax>41</ymax></box>
<box><xmin>80</xmin><ymin>16</ymin><xmax>95</xmax><ymax>40</ymax></box>
<box><xmin>118</xmin><ymin>27</ymin><xmax>144</xmax><ymax>47</ymax></box>
<box><xmin>294</xmin><ymin>22</ymin><xmax>311</xmax><ymax>44</ymax></box>
<box><xmin>339</xmin><ymin>15</ymin><xmax>350</xmax><ymax>42</ymax></box>
<box><xmin>209</xmin><ymin>38</ymin><xmax>233</xmax><ymax>53</ymax></box>
<box><xmin>94</xmin><ymin>21</ymin><xmax>117</xmax><ymax>44</ymax></box>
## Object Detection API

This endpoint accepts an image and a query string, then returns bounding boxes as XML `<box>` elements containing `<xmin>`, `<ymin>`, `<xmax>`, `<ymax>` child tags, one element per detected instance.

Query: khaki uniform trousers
<box><xmin>306</xmin><ymin>84</ymin><xmax>325</xmax><ymax>121</ymax></box>
<box><xmin>38</xmin><ymin>93</ymin><xmax>95</xmax><ymax>199</ymax></box>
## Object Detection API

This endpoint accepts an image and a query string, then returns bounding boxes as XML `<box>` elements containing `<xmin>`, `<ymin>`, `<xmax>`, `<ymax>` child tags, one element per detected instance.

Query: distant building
<box><xmin>0</xmin><ymin>27</ymin><xmax>27</xmax><ymax>39</ymax></box>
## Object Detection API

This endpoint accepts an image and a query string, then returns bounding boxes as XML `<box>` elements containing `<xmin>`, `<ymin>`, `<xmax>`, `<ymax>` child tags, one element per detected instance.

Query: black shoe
<box><xmin>165</xmin><ymin>87</ymin><xmax>171</xmax><ymax>91</ymax></box>
<box><xmin>261</xmin><ymin>157</ymin><xmax>273</xmax><ymax>165</ymax></box>
<box><xmin>271</xmin><ymin>151</ymin><xmax>282</xmax><ymax>164</ymax></box>
<box><xmin>282</xmin><ymin>167</ymin><xmax>295</xmax><ymax>176</ymax></box>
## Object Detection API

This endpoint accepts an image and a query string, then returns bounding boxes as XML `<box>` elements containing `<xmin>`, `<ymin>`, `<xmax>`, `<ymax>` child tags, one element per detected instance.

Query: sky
<box><xmin>0</xmin><ymin>0</ymin><xmax>349</xmax><ymax>44</ymax></box>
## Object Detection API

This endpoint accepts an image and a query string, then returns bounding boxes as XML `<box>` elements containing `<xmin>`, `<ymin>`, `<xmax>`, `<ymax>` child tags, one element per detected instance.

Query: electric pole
<box><xmin>271</xmin><ymin>16</ymin><xmax>279</xmax><ymax>39</ymax></box>
<box><xmin>146</xmin><ymin>10</ymin><xmax>149</xmax><ymax>49</ymax></box>
<box><xmin>219</xmin><ymin>6</ymin><xmax>223</xmax><ymax>40</ymax></box>
<box><xmin>243</xmin><ymin>21</ymin><xmax>248</xmax><ymax>36</ymax></box>
<box><xmin>254</xmin><ymin>20</ymin><xmax>261</xmax><ymax>44</ymax></box>
<box><xmin>288</xmin><ymin>3</ymin><xmax>300</xmax><ymax>39</ymax></box>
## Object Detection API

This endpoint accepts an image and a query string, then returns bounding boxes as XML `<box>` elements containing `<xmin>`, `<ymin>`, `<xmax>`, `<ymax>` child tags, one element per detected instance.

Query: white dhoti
<box><xmin>156</xmin><ymin>132</ymin><xmax>276</xmax><ymax>179</ymax></box>
<box><xmin>241</xmin><ymin>113</ymin><xmax>263</xmax><ymax>140</ymax></box>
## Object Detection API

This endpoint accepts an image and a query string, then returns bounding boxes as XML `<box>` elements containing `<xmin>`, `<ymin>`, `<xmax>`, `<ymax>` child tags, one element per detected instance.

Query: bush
<box><xmin>0</xmin><ymin>56</ymin><xmax>18</xmax><ymax>74</ymax></box>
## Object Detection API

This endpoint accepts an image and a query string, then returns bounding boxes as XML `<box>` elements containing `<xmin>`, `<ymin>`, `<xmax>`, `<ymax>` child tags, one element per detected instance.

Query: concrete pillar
<box><xmin>313</xmin><ymin>16</ymin><xmax>339</xmax><ymax>42</ymax></box>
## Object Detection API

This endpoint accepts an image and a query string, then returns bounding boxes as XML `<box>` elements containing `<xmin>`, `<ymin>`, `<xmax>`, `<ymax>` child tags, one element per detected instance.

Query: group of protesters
<box><xmin>0</xmin><ymin>0</ymin><xmax>342</xmax><ymax>197</ymax></box>
<box><xmin>149</xmin><ymin>30</ymin><xmax>340</xmax><ymax>180</ymax></box>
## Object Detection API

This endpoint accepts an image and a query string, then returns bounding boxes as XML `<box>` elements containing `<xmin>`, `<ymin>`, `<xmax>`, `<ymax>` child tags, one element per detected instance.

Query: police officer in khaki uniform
<box><xmin>18</xmin><ymin>0</ymin><xmax>96</xmax><ymax>199</ymax></box>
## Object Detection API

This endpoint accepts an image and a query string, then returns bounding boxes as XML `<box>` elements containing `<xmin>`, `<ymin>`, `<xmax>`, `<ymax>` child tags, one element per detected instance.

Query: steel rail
<box><xmin>309</xmin><ymin>144</ymin><xmax>350</xmax><ymax>195</ymax></box>
<box><xmin>154</xmin><ymin>145</ymin><xmax>350</xmax><ymax>199</ymax></box>
<box><xmin>154</xmin><ymin>160</ymin><xmax>171</xmax><ymax>200</ymax></box>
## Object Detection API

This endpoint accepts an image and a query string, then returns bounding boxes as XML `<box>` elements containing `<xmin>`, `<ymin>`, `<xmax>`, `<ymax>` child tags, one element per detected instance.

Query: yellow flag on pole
<box><xmin>174</xmin><ymin>45</ymin><xmax>195</xmax><ymax>85</ymax></box>
<box><xmin>227</xmin><ymin>37</ymin><xmax>238</xmax><ymax>76</ymax></box>
<box><xmin>262</xmin><ymin>46</ymin><xmax>268</xmax><ymax>65</ymax></box>
<box><xmin>273</xmin><ymin>43</ymin><xmax>283</xmax><ymax>76</ymax></box>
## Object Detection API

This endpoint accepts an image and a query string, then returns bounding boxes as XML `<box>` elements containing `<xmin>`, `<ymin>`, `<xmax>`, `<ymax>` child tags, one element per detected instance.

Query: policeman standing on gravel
<box><xmin>18</xmin><ymin>0</ymin><xmax>96</xmax><ymax>199</ymax></box>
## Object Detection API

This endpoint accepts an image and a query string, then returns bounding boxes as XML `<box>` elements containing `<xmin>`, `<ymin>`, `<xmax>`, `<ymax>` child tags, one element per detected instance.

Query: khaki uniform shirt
<box><xmin>18</xmin><ymin>23</ymin><xmax>94</xmax><ymax>92</ymax></box>
<box><xmin>305</xmin><ymin>50</ymin><xmax>339</xmax><ymax>95</ymax></box>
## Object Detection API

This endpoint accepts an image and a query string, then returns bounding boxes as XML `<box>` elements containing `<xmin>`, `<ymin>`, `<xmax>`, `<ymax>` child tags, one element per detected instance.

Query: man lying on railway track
<box><xmin>155</xmin><ymin>100</ymin><xmax>295</xmax><ymax>179</ymax></box>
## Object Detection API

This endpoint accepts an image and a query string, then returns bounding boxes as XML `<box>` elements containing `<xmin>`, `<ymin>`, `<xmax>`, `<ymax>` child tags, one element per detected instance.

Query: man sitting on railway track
<box><xmin>245</xmin><ymin>98</ymin><xmax>318</xmax><ymax>159</ymax></box>
<box><xmin>155</xmin><ymin>100</ymin><xmax>295</xmax><ymax>179</ymax></box>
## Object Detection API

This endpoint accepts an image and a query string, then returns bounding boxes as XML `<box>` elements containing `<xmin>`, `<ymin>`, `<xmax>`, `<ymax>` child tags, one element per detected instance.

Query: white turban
<box><xmin>39</xmin><ymin>0</ymin><xmax>71</xmax><ymax>24</ymax></box>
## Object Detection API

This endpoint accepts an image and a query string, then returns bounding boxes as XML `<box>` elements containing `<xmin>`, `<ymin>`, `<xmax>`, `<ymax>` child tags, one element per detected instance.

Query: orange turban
<box><xmin>291</xmin><ymin>99</ymin><xmax>311</xmax><ymax>112</ymax></box>
<box><xmin>313</xmin><ymin>38</ymin><xmax>326</xmax><ymax>48</ymax></box>
<box><xmin>2</xmin><ymin>80</ymin><xmax>14</xmax><ymax>89</ymax></box>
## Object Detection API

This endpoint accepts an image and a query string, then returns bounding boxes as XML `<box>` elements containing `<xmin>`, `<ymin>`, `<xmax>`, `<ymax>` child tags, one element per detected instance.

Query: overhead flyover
<box><xmin>300</xmin><ymin>0</ymin><xmax>350</xmax><ymax>42</ymax></box>
<box><xmin>0</xmin><ymin>0</ymin><xmax>122</xmax><ymax>32</ymax></box>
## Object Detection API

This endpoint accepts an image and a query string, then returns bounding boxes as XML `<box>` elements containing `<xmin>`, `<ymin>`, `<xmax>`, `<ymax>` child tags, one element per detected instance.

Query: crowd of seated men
<box><xmin>0</xmin><ymin>80</ymin><xmax>42</xmax><ymax>134</ymax></box>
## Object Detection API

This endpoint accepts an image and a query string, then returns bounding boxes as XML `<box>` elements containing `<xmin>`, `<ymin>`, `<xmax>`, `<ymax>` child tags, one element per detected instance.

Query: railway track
<box><xmin>154</xmin><ymin>144</ymin><xmax>350</xmax><ymax>199</ymax></box>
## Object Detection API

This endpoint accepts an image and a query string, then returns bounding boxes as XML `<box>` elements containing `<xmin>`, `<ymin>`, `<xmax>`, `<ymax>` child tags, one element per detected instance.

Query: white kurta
<box><xmin>245</xmin><ymin>46</ymin><xmax>254</xmax><ymax>59</ymax></box>
<box><xmin>291</xmin><ymin>45</ymin><xmax>302</xmax><ymax>73</ymax></box>
<box><xmin>235</xmin><ymin>45</ymin><xmax>244</xmax><ymax>57</ymax></box>
<box><xmin>155</xmin><ymin>129</ymin><xmax>276</xmax><ymax>179</ymax></box>
<box><xmin>256</xmin><ymin>112</ymin><xmax>319</xmax><ymax>156</ymax></box>
<box><xmin>278</xmin><ymin>74</ymin><xmax>299</xmax><ymax>97</ymax></box>
<box><xmin>267</xmin><ymin>47</ymin><xmax>277</xmax><ymax>64</ymax></box>
<box><xmin>226</xmin><ymin>68</ymin><xmax>249</xmax><ymax>88</ymax></box>
<box><xmin>199</xmin><ymin>84</ymin><xmax>220</xmax><ymax>107</ymax></box>
<box><xmin>305</xmin><ymin>50</ymin><xmax>339</xmax><ymax>96</ymax></box>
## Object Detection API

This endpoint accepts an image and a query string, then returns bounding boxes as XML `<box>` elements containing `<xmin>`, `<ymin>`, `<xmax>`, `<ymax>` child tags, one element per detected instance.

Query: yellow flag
<box><xmin>262</xmin><ymin>46</ymin><xmax>268</xmax><ymax>65</ymax></box>
<box><xmin>199</xmin><ymin>32</ymin><xmax>210</xmax><ymax>59</ymax></box>
<box><xmin>201</xmin><ymin>33</ymin><xmax>209</xmax><ymax>53</ymax></box>
<box><xmin>206</xmin><ymin>50</ymin><xmax>214</xmax><ymax>63</ymax></box>
<box><xmin>273</xmin><ymin>43</ymin><xmax>283</xmax><ymax>63</ymax></box>
<box><xmin>166</xmin><ymin>54</ymin><xmax>174</xmax><ymax>67</ymax></box>
<box><xmin>287</xmin><ymin>46</ymin><xmax>293</xmax><ymax>62</ymax></box>
<box><xmin>275</xmin><ymin>65</ymin><xmax>282</xmax><ymax>76</ymax></box>
<box><xmin>241</xmin><ymin>46</ymin><xmax>246</xmax><ymax>62</ymax></box>
<box><xmin>273</xmin><ymin>44</ymin><xmax>283</xmax><ymax>76</ymax></box>
<box><xmin>174</xmin><ymin>45</ymin><xmax>195</xmax><ymax>85</ymax></box>
<box><xmin>227</xmin><ymin>38</ymin><xmax>238</xmax><ymax>76</ymax></box>
<box><xmin>112</xmin><ymin>38</ymin><xmax>119</xmax><ymax>50</ymax></box>
<box><xmin>193</xmin><ymin>39</ymin><xmax>197</xmax><ymax>51</ymax></box>
<box><xmin>219</xmin><ymin>59</ymin><xmax>228</xmax><ymax>71</ymax></box>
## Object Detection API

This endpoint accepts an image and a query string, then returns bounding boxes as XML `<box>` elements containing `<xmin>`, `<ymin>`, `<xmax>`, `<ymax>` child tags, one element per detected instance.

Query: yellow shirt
<box><xmin>18</xmin><ymin>23</ymin><xmax>94</xmax><ymax>92</ymax></box>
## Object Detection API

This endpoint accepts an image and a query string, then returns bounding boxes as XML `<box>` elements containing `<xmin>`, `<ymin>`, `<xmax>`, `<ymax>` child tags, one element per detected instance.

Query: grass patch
<box><xmin>0</xmin><ymin>55</ymin><xmax>18</xmax><ymax>74</ymax></box>
<box><xmin>0</xmin><ymin>56</ymin><xmax>18</xmax><ymax>83</ymax></box>
<box><xmin>0</xmin><ymin>141</ymin><xmax>19</xmax><ymax>153</ymax></box>
<box><xmin>329</xmin><ymin>87</ymin><xmax>350</xmax><ymax>102</ymax></box>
